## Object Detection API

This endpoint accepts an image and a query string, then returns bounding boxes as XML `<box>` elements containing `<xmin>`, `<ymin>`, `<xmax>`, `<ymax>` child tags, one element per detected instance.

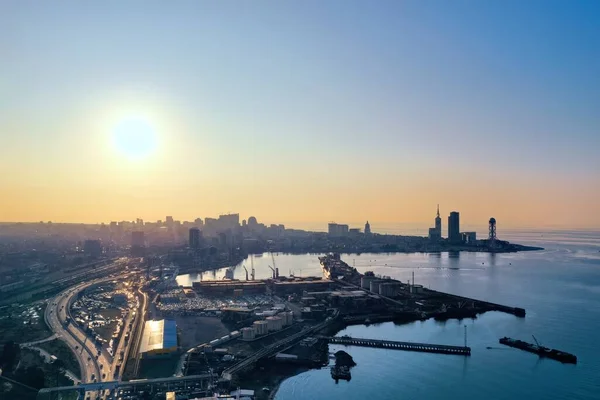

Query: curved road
<box><xmin>45</xmin><ymin>276</ymin><xmax>125</xmax><ymax>399</ymax></box>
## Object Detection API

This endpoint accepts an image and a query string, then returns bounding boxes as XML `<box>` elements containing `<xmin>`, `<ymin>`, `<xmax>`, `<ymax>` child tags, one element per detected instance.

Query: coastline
<box><xmin>176</xmin><ymin>245</ymin><xmax>544</xmax><ymax>275</ymax></box>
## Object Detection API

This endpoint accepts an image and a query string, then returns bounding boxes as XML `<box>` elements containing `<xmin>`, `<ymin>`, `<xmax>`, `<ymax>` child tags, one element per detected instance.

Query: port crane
<box><xmin>243</xmin><ymin>265</ymin><xmax>249</xmax><ymax>281</ymax></box>
<box><xmin>267</xmin><ymin>265</ymin><xmax>276</xmax><ymax>279</ymax></box>
<box><xmin>532</xmin><ymin>335</ymin><xmax>542</xmax><ymax>347</ymax></box>
<box><xmin>250</xmin><ymin>255</ymin><xmax>256</xmax><ymax>280</ymax></box>
<box><xmin>271</xmin><ymin>252</ymin><xmax>279</xmax><ymax>278</ymax></box>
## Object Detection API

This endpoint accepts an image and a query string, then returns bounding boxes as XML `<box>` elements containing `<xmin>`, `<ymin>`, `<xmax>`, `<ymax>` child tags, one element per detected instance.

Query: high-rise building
<box><xmin>189</xmin><ymin>228</ymin><xmax>201</xmax><ymax>249</ymax></box>
<box><xmin>84</xmin><ymin>239</ymin><xmax>102</xmax><ymax>258</ymax></box>
<box><xmin>165</xmin><ymin>216</ymin><xmax>174</xmax><ymax>226</ymax></box>
<box><xmin>435</xmin><ymin>205</ymin><xmax>442</xmax><ymax>235</ymax></box>
<box><xmin>131</xmin><ymin>231</ymin><xmax>146</xmax><ymax>256</ymax></box>
<box><xmin>328</xmin><ymin>223</ymin><xmax>349</xmax><ymax>237</ymax></box>
<box><xmin>448</xmin><ymin>212</ymin><xmax>460</xmax><ymax>244</ymax></box>
<box><xmin>131</xmin><ymin>231</ymin><xmax>145</xmax><ymax>247</ymax></box>
<box><xmin>429</xmin><ymin>205</ymin><xmax>442</xmax><ymax>241</ymax></box>
<box><xmin>364</xmin><ymin>221</ymin><xmax>371</xmax><ymax>235</ymax></box>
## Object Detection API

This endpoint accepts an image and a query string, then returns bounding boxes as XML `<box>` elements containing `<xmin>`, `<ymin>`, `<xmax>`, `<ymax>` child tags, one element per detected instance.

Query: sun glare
<box><xmin>112</xmin><ymin>116</ymin><xmax>158</xmax><ymax>160</ymax></box>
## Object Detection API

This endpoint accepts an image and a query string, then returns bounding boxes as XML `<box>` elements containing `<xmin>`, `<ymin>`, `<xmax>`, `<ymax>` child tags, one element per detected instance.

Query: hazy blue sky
<box><xmin>1</xmin><ymin>1</ymin><xmax>599</xmax><ymax>228</ymax></box>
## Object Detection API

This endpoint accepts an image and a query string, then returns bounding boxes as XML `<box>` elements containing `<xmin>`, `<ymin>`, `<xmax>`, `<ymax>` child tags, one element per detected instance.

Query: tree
<box><xmin>0</xmin><ymin>341</ymin><xmax>21</xmax><ymax>371</ymax></box>
<box><xmin>15</xmin><ymin>366</ymin><xmax>45</xmax><ymax>389</ymax></box>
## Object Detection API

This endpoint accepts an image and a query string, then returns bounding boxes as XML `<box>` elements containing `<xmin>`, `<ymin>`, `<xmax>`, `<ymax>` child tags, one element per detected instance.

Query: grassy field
<box><xmin>0</xmin><ymin>302</ymin><xmax>52</xmax><ymax>345</ymax></box>
<box><xmin>36</xmin><ymin>340</ymin><xmax>81</xmax><ymax>379</ymax></box>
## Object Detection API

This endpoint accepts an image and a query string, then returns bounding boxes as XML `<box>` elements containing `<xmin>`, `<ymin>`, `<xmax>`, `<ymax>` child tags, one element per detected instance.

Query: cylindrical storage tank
<box><xmin>270</xmin><ymin>316</ymin><xmax>283</xmax><ymax>331</ymax></box>
<box><xmin>379</xmin><ymin>283</ymin><xmax>397</xmax><ymax>297</ymax></box>
<box><xmin>287</xmin><ymin>311</ymin><xmax>294</xmax><ymax>325</ymax></box>
<box><xmin>410</xmin><ymin>284</ymin><xmax>424</xmax><ymax>294</ymax></box>
<box><xmin>242</xmin><ymin>327</ymin><xmax>255</xmax><ymax>340</ymax></box>
<box><xmin>361</xmin><ymin>276</ymin><xmax>375</xmax><ymax>289</ymax></box>
<box><xmin>253</xmin><ymin>320</ymin><xmax>268</xmax><ymax>336</ymax></box>
<box><xmin>266</xmin><ymin>317</ymin><xmax>276</xmax><ymax>331</ymax></box>
<box><xmin>369</xmin><ymin>280</ymin><xmax>379</xmax><ymax>293</ymax></box>
<box><xmin>281</xmin><ymin>311</ymin><xmax>290</xmax><ymax>326</ymax></box>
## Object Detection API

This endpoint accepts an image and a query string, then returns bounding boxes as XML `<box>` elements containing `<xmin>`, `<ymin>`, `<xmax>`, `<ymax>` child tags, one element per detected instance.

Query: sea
<box><xmin>176</xmin><ymin>230</ymin><xmax>600</xmax><ymax>400</ymax></box>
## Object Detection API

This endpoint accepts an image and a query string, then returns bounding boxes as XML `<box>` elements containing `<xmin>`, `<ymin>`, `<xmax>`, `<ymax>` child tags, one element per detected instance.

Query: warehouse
<box><xmin>139</xmin><ymin>319</ymin><xmax>178</xmax><ymax>358</ymax></box>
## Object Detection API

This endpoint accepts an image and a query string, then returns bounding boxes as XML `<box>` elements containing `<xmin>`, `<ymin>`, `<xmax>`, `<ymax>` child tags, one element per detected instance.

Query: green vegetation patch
<box><xmin>0</xmin><ymin>302</ymin><xmax>52</xmax><ymax>345</ymax></box>
<box><xmin>36</xmin><ymin>339</ymin><xmax>81</xmax><ymax>379</ymax></box>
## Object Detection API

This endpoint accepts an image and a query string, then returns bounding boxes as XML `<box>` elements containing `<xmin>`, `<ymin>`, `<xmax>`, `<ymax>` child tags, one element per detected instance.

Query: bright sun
<box><xmin>112</xmin><ymin>116</ymin><xmax>158</xmax><ymax>160</ymax></box>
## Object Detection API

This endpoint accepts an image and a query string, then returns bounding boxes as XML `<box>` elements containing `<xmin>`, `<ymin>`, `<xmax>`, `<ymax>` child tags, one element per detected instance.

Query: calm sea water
<box><xmin>177</xmin><ymin>231</ymin><xmax>600</xmax><ymax>399</ymax></box>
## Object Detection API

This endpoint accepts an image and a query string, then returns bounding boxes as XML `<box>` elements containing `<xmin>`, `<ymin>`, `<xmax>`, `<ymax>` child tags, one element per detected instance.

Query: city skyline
<box><xmin>2</xmin><ymin>1</ymin><xmax>599</xmax><ymax>229</ymax></box>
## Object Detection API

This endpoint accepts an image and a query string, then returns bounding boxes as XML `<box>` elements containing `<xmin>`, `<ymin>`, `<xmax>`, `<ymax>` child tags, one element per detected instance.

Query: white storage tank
<box><xmin>281</xmin><ymin>311</ymin><xmax>290</xmax><ymax>326</ymax></box>
<box><xmin>241</xmin><ymin>327</ymin><xmax>255</xmax><ymax>340</ymax></box>
<box><xmin>209</xmin><ymin>339</ymin><xmax>220</xmax><ymax>347</ymax></box>
<box><xmin>230</xmin><ymin>330</ymin><xmax>241</xmax><ymax>339</ymax></box>
<box><xmin>267</xmin><ymin>316</ymin><xmax>283</xmax><ymax>331</ymax></box>
<box><xmin>370</xmin><ymin>280</ymin><xmax>387</xmax><ymax>293</ymax></box>
<box><xmin>221</xmin><ymin>335</ymin><xmax>230</xmax><ymax>342</ymax></box>
<box><xmin>253</xmin><ymin>320</ymin><xmax>268</xmax><ymax>336</ymax></box>
<box><xmin>379</xmin><ymin>283</ymin><xmax>400</xmax><ymax>297</ymax></box>
<box><xmin>288</xmin><ymin>311</ymin><xmax>294</xmax><ymax>325</ymax></box>
<box><xmin>361</xmin><ymin>275</ymin><xmax>376</xmax><ymax>289</ymax></box>
<box><xmin>410</xmin><ymin>284</ymin><xmax>424</xmax><ymax>294</ymax></box>
<box><xmin>263</xmin><ymin>310</ymin><xmax>277</xmax><ymax>317</ymax></box>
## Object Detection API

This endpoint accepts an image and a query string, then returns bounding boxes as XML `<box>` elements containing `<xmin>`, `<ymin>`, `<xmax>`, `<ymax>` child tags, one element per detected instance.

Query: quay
<box><xmin>324</xmin><ymin>336</ymin><xmax>471</xmax><ymax>356</ymax></box>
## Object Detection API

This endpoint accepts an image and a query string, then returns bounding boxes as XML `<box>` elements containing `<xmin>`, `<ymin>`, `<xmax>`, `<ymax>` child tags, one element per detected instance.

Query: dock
<box><xmin>324</xmin><ymin>336</ymin><xmax>471</xmax><ymax>356</ymax></box>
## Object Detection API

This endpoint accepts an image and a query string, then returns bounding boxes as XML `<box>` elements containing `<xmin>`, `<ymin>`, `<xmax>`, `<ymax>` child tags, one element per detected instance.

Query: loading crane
<box><xmin>250</xmin><ymin>255</ymin><xmax>256</xmax><ymax>280</ymax></box>
<box><xmin>271</xmin><ymin>252</ymin><xmax>279</xmax><ymax>278</ymax></box>
<box><xmin>268</xmin><ymin>265</ymin><xmax>276</xmax><ymax>279</ymax></box>
<box><xmin>532</xmin><ymin>335</ymin><xmax>542</xmax><ymax>348</ymax></box>
<box><xmin>243</xmin><ymin>265</ymin><xmax>249</xmax><ymax>281</ymax></box>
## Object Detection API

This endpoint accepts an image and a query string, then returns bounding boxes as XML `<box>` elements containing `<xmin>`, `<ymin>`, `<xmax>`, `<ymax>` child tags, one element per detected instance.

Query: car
<box><xmin>102</xmin><ymin>373</ymin><xmax>106</xmax><ymax>379</ymax></box>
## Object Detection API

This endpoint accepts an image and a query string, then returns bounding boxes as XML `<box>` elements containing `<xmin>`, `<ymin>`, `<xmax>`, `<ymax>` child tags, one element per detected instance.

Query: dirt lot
<box><xmin>174</xmin><ymin>316</ymin><xmax>230</xmax><ymax>350</ymax></box>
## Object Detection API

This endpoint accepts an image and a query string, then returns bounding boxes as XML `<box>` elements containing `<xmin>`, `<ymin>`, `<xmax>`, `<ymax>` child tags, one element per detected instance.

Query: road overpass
<box><xmin>36</xmin><ymin>374</ymin><xmax>214</xmax><ymax>399</ymax></box>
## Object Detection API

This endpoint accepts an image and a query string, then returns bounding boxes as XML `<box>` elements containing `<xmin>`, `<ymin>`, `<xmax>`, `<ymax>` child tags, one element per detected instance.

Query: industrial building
<box><xmin>192</xmin><ymin>280</ymin><xmax>266</xmax><ymax>296</ymax></box>
<box><xmin>139</xmin><ymin>319</ymin><xmax>178</xmax><ymax>358</ymax></box>
<box><xmin>272</xmin><ymin>279</ymin><xmax>332</xmax><ymax>295</ymax></box>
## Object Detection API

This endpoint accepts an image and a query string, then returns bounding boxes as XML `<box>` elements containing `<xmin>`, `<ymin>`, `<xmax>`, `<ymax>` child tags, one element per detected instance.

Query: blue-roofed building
<box><xmin>139</xmin><ymin>319</ymin><xmax>178</xmax><ymax>357</ymax></box>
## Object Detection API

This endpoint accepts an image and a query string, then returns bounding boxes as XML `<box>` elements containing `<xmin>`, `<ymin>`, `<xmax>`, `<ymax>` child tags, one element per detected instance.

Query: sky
<box><xmin>1</xmin><ymin>0</ymin><xmax>599</xmax><ymax>230</ymax></box>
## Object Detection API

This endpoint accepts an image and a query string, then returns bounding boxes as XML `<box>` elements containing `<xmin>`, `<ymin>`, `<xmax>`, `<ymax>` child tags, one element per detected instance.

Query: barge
<box><xmin>499</xmin><ymin>336</ymin><xmax>577</xmax><ymax>364</ymax></box>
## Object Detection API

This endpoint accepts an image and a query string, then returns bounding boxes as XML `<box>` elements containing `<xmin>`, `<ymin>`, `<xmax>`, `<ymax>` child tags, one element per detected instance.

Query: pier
<box><xmin>324</xmin><ymin>336</ymin><xmax>471</xmax><ymax>356</ymax></box>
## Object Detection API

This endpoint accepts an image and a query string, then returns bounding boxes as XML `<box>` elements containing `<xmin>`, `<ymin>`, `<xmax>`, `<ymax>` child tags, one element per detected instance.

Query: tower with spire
<box><xmin>435</xmin><ymin>204</ymin><xmax>442</xmax><ymax>237</ymax></box>
<box><xmin>429</xmin><ymin>205</ymin><xmax>442</xmax><ymax>242</ymax></box>
<box><xmin>364</xmin><ymin>221</ymin><xmax>371</xmax><ymax>236</ymax></box>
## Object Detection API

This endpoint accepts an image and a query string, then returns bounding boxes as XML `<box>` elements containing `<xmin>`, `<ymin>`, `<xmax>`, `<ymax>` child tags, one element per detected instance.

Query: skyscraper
<box><xmin>364</xmin><ymin>221</ymin><xmax>371</xmax><ymax>235</ymax></box>
<box><xmin>435</xmin><ymin>205</ymin><xmax>442</xmax><ymax>236</ymax></box>
<box><xmin>448</xmin><ymin>212</ymin><xmax>460</xmax><ymax>244</ymax></box>
<box><xmin>189</xmin><ymin>228</ymin><xmax>201</xmax><ymax>249</ymax></box>
<box><xmin>131</xmin><ymin>231</ymin><xmax>146</xmax><ymax>256</ymax></box>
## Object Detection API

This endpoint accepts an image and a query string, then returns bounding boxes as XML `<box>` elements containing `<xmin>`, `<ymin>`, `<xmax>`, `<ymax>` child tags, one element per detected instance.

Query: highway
<box><xmin>45</xmin><ymin>283</ymin><xmax>102</xmax><ymax>399</ymax></box>
<box><xmin>45</xmin><ymin>272</ymin><xmax>141</xmax><ymax>399</ymax></box>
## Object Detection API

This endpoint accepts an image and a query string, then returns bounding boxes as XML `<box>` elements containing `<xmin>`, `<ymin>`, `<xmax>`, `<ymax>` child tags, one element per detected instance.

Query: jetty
<box><xmin>324</xmin><ymin>336</ymin><xmax>471</xmax><ymax>356</ymax></box>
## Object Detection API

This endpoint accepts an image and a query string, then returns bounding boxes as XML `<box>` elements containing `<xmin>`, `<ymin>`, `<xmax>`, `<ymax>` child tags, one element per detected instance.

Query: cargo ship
<box><xmin>499</xmin><ymin>336</ymin><xmax>577</xmax><ymax>364</ymax></box>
